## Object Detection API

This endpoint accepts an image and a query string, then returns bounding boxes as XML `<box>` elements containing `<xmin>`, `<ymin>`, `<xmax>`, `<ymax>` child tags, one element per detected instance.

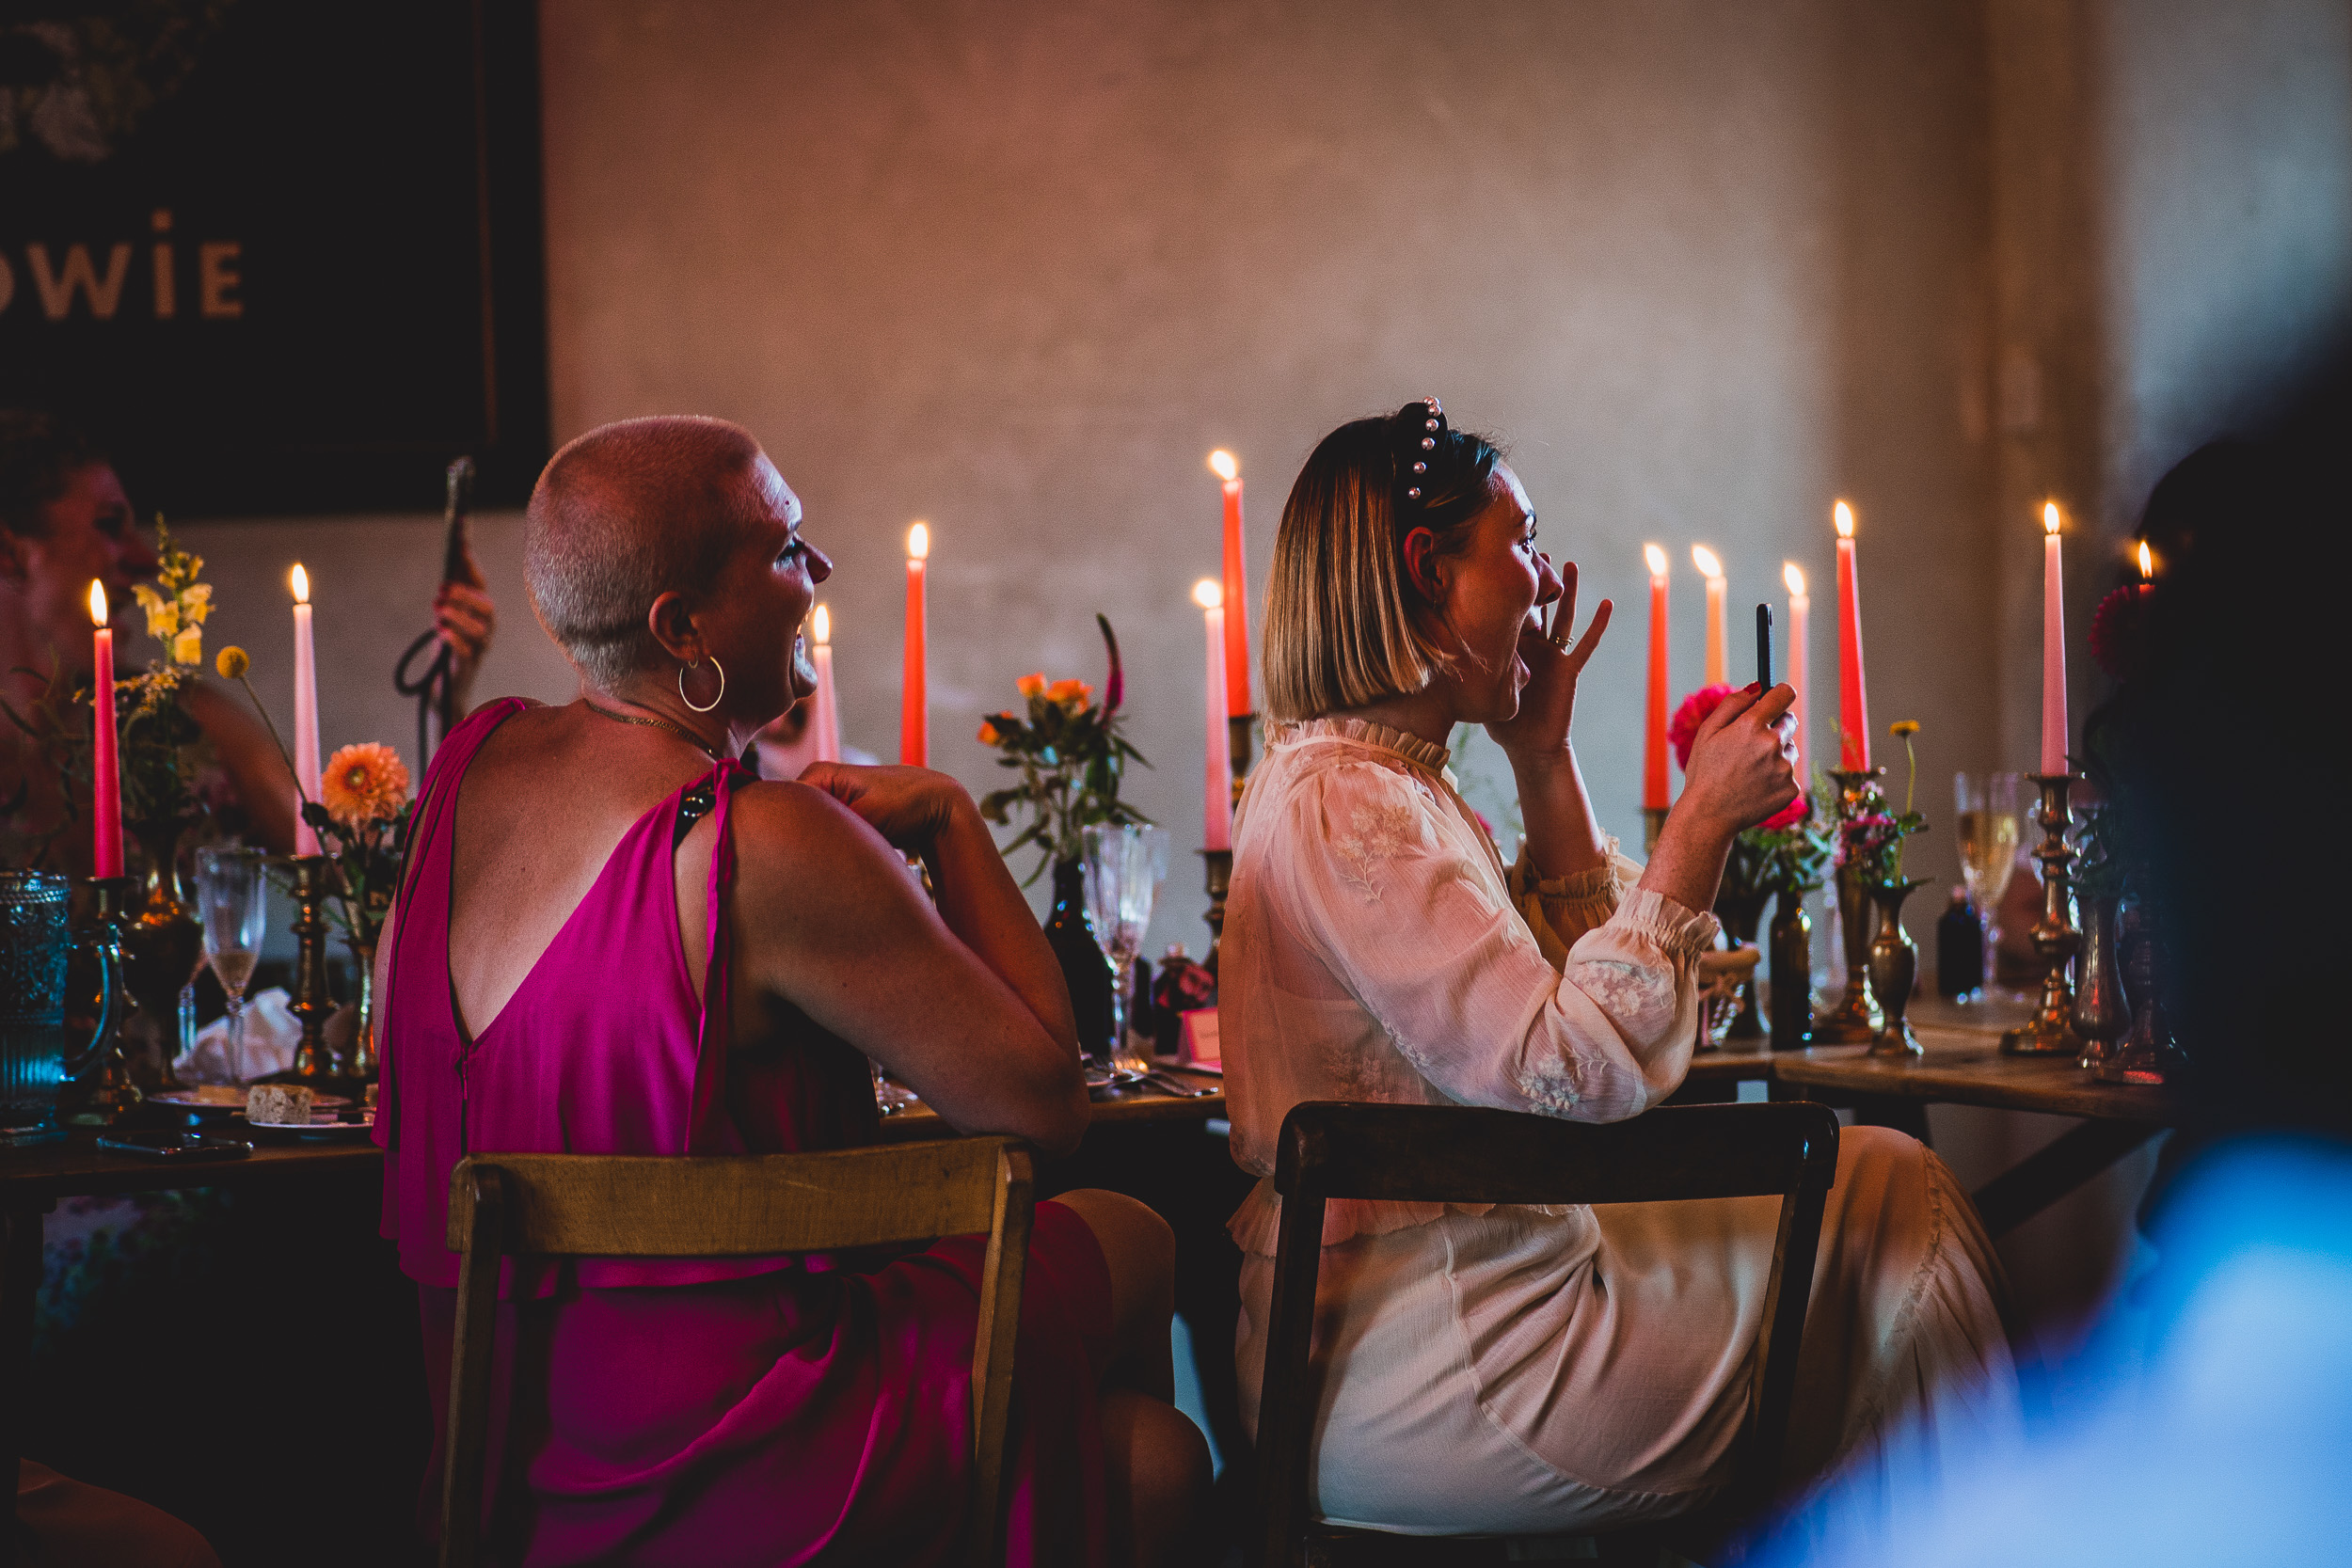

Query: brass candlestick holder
<box><xmin>1812</xmin><ymin>768</ymin><xmax>1885</xmax><ymax>1044</ymax></box>
<box><xmin>284</xmin><ymin>855</ymin><xmax>339</xmax><ymax>1079</ymax></box>
<box><xmin>1200</xmin><ymin>711</ymin><xmax>1258</xmax><ymax>978</ymax></box>
<box><xmin>63</xmin><ymin>878</ymin><xmax>142</xmax><ymax>1127</ymax></box>
<box><xmin>2002</xmin><ymin>771</ymin><xmax>2086</xmax><ymax>1056</ymax></box>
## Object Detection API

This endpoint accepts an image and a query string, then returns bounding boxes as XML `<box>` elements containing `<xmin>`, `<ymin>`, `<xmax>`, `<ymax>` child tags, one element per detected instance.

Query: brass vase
<box><xmin>1814</xmin><ymin>862</ymin><xmax>1882</xmax><ymax>1043</ymax></box>
<box><xmin>344</xmin><ymin>937</ymin><xmax>379</xmax><ymax>1079</ymax></box>
<box><xmin>120</xmin><ymin>823</ymin><xmax>202</xmax><ymax>1087</ymax></box>
<box><xmin>2071</xmin><ymin>892</ymin><xmax>2131</xmax><ymax>1072</ymax></box>
<box><xmin>1866</xmin><ymin>880</ymin><xmax>1927</xmax><ymax>1057</ymax></box>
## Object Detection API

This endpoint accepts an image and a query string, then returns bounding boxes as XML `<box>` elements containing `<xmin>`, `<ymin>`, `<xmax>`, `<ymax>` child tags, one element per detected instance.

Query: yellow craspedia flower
<box><xmin>216</xmin><ymin>646</ymin><xmax>250</xmax><ymax>680</ymax></box>
<box><xmin>1889</xmin><ymin>720</ymin><xmax>1920</xmax><ymax>737</ymax></box>
<box><xmin>1045</xmin><ymin>678</ymin><xmax>1091</xmax><ymax>710</ymax></box>
<box><xmin>322</xmin><ymin>742</ymin><xmax>412</xmax><ymax>828</ymax></box>
<box><xmin>1015</xmin><ymin>673</ymin><xmax>1047</xmax><ymax>700</ymax></box>
<box><xmin>170</xmin><ymin>626</ymin><xmax>202</xmax><ymax>666</ymax></box>
<box><xmin>977</xmin><ymin>721</ymin><xmax>1001</xmax><ymax>746</ymax></box>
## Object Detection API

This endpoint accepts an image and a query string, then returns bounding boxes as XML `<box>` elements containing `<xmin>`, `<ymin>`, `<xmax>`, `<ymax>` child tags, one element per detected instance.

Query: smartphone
<box><xmin>96</xmin><ymin>1131</ymin><xmax>251</xmax><ymax>1163</ymax></box>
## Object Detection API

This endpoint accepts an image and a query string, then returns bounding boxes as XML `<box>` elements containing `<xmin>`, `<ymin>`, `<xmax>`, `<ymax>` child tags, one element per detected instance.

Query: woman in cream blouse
<box><xmin>1221</xmin><ymin>401</ymin><xmax>2019</xmax><ymax>1537</ymax></box>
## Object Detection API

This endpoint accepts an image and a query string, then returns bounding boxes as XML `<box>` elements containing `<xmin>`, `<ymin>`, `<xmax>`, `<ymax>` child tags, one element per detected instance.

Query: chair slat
<box><xmin>445</xmin><ymin>1142</ymin><xmax>1009</xmax><ymax>1257</ymax></box>
<box><xmin>1275</xmin><ymin>1101</ymin><xmax>1836</xmax><ymax>1207</ymax></box>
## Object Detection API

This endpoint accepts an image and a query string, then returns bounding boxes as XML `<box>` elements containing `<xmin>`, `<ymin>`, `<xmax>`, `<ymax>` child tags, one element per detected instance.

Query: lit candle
<box><xmin>1833</xmin><ymin>501</ymin><xmax>1870</xmax><ymax>771</ymax></box>
<box><xmin>291</xmin><ymin>564</ymin><xmax>321</xmax><ymax>855</ymax></box>
<box><xmin>1692</xmin><ymin>545</ymin><xmax>1727</xmax><ymax>686</ymax></box>
<box><xmin>1196</xmin><ymin>578</ymin><xmax>1232</xmax><ymax>851</ymax></box>
<box><xmin>1782</xmin><ymin>562</ymin><xmax>1810</xmax><ymax>787</ymax></box>
<box><xmin>2137</xmin><ymin>539</ymin><xmax>2153</xmax><ymax>595</ymax></box>
<box><xmin>1210</xmin><ymin>451</ymin><xmax>1251</xmax><ymax>717</ymax></box>
<box><xmin>810</xmin><ymin>604</ymin><xmax>841</xmax><ymax>764</ymax></box>
<box><xmin>901</xmin><ymin>523</ymin><xmax>928</xmax><ymax>767</ymax></box>
<box><xmin>2041</xmin><ymin>502</ymin><xmax>2067</xmax><ymax>775</ymax></box>
<box><xmin>87</xmin><ymin>580</ymin><xmax>122</xmax><ymax>879</ymax></box>
<box><xmin>1643</xmin><ymin>545</ymin><xmax>1670</xmax><ymax>810</ymax></box>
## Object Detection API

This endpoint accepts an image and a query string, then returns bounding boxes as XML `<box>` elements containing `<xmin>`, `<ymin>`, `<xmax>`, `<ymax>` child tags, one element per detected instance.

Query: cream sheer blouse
<box><xmin>1221</xmin><ymin>718</ymin><xmax>1721</xmax><ymax>1254</ymax></box>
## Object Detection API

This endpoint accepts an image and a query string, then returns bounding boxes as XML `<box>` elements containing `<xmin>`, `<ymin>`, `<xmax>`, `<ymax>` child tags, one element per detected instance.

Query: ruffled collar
<box><xmin>1269</xmin><ymin>716</ymin><xmax>1452</xmax><ymax>775</ymax></box>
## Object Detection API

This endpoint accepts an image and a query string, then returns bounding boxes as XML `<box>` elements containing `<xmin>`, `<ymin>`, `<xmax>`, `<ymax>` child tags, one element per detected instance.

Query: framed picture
<box><xmin>0</xmin><ymin>0</ymin><xmax>548</xmax><ymax>515</ymax></box>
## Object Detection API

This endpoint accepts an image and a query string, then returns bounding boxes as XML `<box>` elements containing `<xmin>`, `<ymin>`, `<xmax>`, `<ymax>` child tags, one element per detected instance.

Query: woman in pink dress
<box><xmin>1221</xmin><ymin>402</ymin><xmax>2019</xmax><ymax>1540</ymax></box>
<box><xmin>375</xmin><ymin>416</ymin><xmax>1207</xmax><ymax>1565</ymax></box>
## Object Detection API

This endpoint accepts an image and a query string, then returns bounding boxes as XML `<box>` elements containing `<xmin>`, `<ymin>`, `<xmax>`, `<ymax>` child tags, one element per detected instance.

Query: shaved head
<box><xmin>524</xmin><ymin>416</ymin><xmax>771</xmax><ymax>685</ymax></box>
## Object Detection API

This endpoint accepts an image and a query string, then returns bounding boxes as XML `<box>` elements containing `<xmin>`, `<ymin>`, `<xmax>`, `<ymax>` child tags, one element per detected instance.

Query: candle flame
<box><xmin>2137</xmin><ymin>540</ymin><xmax>2153</xmax><ymax>579</ymax></box>
<box><xmin>907</xmin><ymin>522</ymin><xmax>930</xmax><ymax>561</ymax></box>
<box><xmin>812</xmin><ymin>604</ymin><xmax>830</xmax><ymax>644</ymax></box>
<box><xmin>2042</xmin><ymin>501</ymin><xmax>2061</xmax><ymax>536</ymax></box>
<box><xmin>1193</xmin><ymin>578</ymin><xmax>1223</xmax><ymax>610</ymax></box>
<box><xmin>290</xmin><ymin>563</ymin><xmax>310</xmax><ymax>603</ymax></box>
<box><xmin>1644</xmin><ymin>544</ymin><xmax>1669</xmax><ymax>578</ymax></box>
<box><xmin>1691</xmin><ymin>545</ymin><xmax>1724</xmax><ymax>580</ymax></box>
<box><xmin>88</xmin><ymin>578</ymin><xmax>107</xmax><ymax>626</ymax></box>
<box><xmin>1783</xmin><ymin>562</ymin><xmax>1805</xmax><ymax>596</ymax></box>
<box><xmin>1833</xmin><ymin>500</ymin><xmax>1854</xmax><ymax>538</ymax></box>
<box><xmin>1207</xmin><ymin>450</ymin><xmax>1239</xmax><ymax>483</ymax></box>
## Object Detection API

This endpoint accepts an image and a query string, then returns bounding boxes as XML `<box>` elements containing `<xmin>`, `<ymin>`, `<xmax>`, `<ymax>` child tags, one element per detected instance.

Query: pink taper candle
<box><xmin>1196</xmin><ymin>578</ymin><xmax>1232</xmax><ymax>851</ymax></box>
<box><xmin>1693</xmin><ymin>545</ymin><xmax>1727</xmax><ymax>686</ymax></box>
<box><xmin>810</xmin><ymin>604</ymin><xmax>841</xmax><ymax>764</ymax></box>
<box><xmin>900</xmin><ymin>524</ymin><xmax>928</xmax><ymax>767</ymax></box>
<box><xmin>290</xmin><ymin>564</ymin><xmax>321</xmax><ymax>855</ymax></box>
<box><xmin>1643</xmin><ymin>546</ymin><xmax>1670</xmax><ymax>810</ymax></box>
<box><xmin>1833</xmin><ymin>502</ymin><xmax>1870</xmax><ymax>771</ymax></box>
<box><xmin>1782</xmin><ymin>562</ymin><xmax>1809</xmax><ymax>787</ymax></box>
<box><xmin>87</xmin><ymin>581</ymin><xmax>122</xmax><ymax>878</ymax></box>
<box><xmin>1210</xmin><ymin>451</ymin><xmax>1251</xmax><ymax>717</ymax></box>
<box><xmin>2041</xmin><ymin>502</ymin><xmax>2067</xmax><ymax>775</ymax></box>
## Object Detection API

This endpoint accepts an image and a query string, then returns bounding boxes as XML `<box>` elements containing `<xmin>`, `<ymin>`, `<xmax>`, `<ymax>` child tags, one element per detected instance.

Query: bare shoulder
<box><xmin>727</xmin><ymin>778</ymin><xmax>912</xmax><ymax>907</ymax></box>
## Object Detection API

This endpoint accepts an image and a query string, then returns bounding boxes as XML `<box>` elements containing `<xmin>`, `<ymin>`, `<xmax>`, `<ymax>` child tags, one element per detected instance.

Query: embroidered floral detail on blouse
<box><xmin>1330</xmin><ymin>794</ymin><xmax>1424</xmax><ymax>904</ymax></box>
<box><xmin>1575</xmin><ymin>958</ymin><xmax>1678</xmax><ymax>1031</ymax></box>
<box><xmin>1516</xmin><ymin>1050</ymin><xmax>1584</xmax><ymax>1115</ymax></box>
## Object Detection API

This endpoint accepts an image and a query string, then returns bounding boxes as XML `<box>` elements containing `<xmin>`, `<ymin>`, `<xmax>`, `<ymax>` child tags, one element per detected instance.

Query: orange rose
<box><xmin>321</xmin><ymin>741</ymin><xmax>411</xmax><ymax>828</ymax></box>
<box><xmin>1045</xmin><ymin>678</ymin><xmax>1091</xmax><ymax>709</ymax></box>
<box><xmin>1015</xmin><ymin>673</ymin><xmax>1047</xmax><ymax>699</ymax></box>
<box><xmin>977</xmin><ymin>721</ymin><xmax>1001</xmax><ymax>746</ymax></box>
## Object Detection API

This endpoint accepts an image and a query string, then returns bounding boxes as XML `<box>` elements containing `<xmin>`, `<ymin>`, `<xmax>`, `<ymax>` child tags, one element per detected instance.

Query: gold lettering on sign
<box><xmin>26</xmin><ymin>244</ymin><xmax>134</xmax><ymax>320</ymax></box>
<box><xmin>199</xmin><ymin>241</ymin><xmax>243</xmax><ymax>319</ymax></box>
<box><xmin>151</xmin><ymin>210</ymin><xmax>176</xmax><ymax>319</ymax></box>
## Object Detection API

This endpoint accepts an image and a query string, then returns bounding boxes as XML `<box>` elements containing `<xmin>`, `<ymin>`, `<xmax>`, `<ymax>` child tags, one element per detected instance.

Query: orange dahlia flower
<box><xmin>1045</xmin><ymin>678</ymin><xmax>1091</xmax><ymax>709</ymax></box>
<box><xmin>977</xmin><ymin>721</ymin><xmax>1001</xmax><ymax>746</ymax></box>
<box><xmin>1015</xmin><ymin>673</ymin><xmax>1047</xmax><ymax>699</ymax></box>
<box><xmin>322</xmin><ymin>742</ymin><xmax>412</xmax><ymax>827</ymax></box>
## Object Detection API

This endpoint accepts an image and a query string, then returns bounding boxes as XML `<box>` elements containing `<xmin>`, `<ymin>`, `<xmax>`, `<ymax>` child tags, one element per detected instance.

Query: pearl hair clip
<box><xmin>1401</xmin><ymin>396</ymin><xmax>1445</xmax><ymax>502</ymax></box>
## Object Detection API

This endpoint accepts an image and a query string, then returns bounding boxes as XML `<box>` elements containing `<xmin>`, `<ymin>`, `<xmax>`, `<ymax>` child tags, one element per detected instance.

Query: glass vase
<box><xmin>1044</xmin><ymin>858</ymin><xmax>1115</xmax><ymax>1065</ymax></box>
<box><xmin>1814</xmin><ymin>863</ymin><xmax>1882</xmax><ymax>1043</ymax></box>
<box><xmin>1768</xmin><ymin>888</ymin><xmax>1813</xmax><ymax>1050</ymax></box>
<box><xmin>1866</xmin><ymin>881</ymin><xmax>1925</xmax><ymax>1057</ymax></box>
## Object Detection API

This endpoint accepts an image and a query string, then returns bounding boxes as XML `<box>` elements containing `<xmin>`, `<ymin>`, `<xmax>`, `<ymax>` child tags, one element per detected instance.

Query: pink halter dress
<box><xmin>376</xmin><ymin>699</ymin><xmax>1112</xmax><ymax>1565</ymax></box>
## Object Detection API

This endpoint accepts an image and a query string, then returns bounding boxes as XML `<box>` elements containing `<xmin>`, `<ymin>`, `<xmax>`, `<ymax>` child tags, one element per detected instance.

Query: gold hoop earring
<box><xmin>679</xmin><ymin>656</ymin><xmax>725</xmax><ymax>714</ymax></box>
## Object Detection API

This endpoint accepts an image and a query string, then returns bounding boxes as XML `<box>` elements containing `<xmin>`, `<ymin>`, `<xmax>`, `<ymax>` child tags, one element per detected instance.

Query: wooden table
<box><xmin>875</xmin><ymin>1069</ymin><xmax>1227</xmax><ymax>1141</ymax></box>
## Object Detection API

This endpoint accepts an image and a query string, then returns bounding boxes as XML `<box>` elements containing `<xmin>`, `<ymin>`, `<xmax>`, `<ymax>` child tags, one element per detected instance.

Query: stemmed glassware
<box><xmin>193</xmin><ymin>847</ymin><xmax>268</xmax><ymax>1083</ymax></box>
<box><xmin>1081</xmin><ymin>824</ymin><xmax>1168</xmax><ymax>1077</ymax></box>
<box><xmin>1953</xmin><ymin>772</ymin><xmax>2025</xmax><ymax>997</ymax></box>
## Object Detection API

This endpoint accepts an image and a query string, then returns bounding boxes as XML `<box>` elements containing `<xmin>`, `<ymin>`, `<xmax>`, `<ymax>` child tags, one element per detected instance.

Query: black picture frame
<box><xmin>0</xmin><ymin>0</ymin><xmax>549</xmax><ymax>516</ymax></box>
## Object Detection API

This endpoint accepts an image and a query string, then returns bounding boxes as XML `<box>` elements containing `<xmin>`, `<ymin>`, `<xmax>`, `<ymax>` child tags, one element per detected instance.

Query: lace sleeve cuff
<box><xmin>1613</xmin><ymin>886</ymin><xmax>1722</xmax><ymax>960</ymax></box>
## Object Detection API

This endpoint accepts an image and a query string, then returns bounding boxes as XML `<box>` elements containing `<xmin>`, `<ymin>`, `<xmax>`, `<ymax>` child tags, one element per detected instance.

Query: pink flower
<box><xmin>1668</xmin><ymin>684</ymin><xmax>1739</xmax><ymax>772</ymax></box>
<box><xmin>1758</xmin><ymin>793</ymin><xmax>1809</xmax><ymax>832</ymax></box>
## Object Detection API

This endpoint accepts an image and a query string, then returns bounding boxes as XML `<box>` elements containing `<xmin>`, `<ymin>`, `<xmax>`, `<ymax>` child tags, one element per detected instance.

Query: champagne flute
<box><xmin>1080</xmin><ymin>824</ymin><xmax>1168</xmax><ymax>1077</ymax></box>
<box><xmin>194</xmin><ymin>847</ymin><xmax>269</xmax><ymax>1084</ymax></box>
<box><xmin>1953</xmin><ymin>772</ymin><xmax>2024</xmax><ymax>995</ymax></box>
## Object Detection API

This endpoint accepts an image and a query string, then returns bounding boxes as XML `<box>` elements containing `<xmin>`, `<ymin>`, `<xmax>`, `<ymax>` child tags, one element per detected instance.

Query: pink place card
<box><xmin>1179</xmin><ymin>1007</ymin><xmax>1220</xmax><ymax>1068</ymax></box>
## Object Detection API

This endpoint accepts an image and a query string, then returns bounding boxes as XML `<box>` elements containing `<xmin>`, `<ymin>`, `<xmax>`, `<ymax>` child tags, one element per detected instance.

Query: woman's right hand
<box><xmin>795</xmin><ymin>762</ymin><xmax>968</xmax><ymax>853</ymax></box>
<box><xmin>1678</xmin><ymin>684</ymin><xmax>1800</xmax><ymax>834</ymax></box>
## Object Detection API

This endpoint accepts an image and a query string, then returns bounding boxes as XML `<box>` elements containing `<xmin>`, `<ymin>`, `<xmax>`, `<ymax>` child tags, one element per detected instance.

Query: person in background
<box><xmin>1220</xmin><ymin>401</ymin><xmax>2020</xmax><ymax>1541</ymax></box>
<box><xmin>0</xmin><ymin>408</ymin><xmax>496</xmax><ymax>866</ymax></box>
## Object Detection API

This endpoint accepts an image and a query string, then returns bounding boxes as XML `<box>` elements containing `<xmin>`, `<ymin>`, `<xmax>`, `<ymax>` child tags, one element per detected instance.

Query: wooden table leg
<box><xmin>4</xmin><ymin>1201</ymin><xmax>48</xmax><ymax>1560</ymax></box>
<box><xmin>1970</xmin><ymin>1119</ymin><xmax>2161</xmax><ymax>1238</ymax></box>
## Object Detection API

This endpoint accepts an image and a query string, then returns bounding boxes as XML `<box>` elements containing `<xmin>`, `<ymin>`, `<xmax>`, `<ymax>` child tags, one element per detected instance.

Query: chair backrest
<box><xmin>438</xmin><ymin>1138</ymin><xmax>1034</xmax><ymax>1568</ymax></box>
<box><xmin>1256</xmin><ymin>1101</ymin><xmax>1839</xmax><ymax>1565</ymax></box>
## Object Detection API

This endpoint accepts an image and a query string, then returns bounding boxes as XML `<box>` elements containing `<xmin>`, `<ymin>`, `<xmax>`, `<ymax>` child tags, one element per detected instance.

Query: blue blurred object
<box><xmin>1754</xmin><ymin>1135</ymin><xmax>2352</xmax><ymax>1566</ymax></box>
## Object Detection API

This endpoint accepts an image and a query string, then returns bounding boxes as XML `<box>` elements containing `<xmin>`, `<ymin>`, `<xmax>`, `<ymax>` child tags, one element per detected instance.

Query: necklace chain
<box><xmin>581</xmin><ymin>700</ymin><xmax>725</xmax><ymax>762</ymax></box>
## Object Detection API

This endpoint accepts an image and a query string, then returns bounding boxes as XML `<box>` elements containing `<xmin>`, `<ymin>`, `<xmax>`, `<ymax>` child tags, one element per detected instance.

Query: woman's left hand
<box><xmin>1487</xmin><ymin>558</ymin><xmax>1611</xmax><ymax>767</ymax></box>
<box><xmin>796</xmin><ymin>761</ymin><xmax>967</xmax><ymax>853</ymax></box>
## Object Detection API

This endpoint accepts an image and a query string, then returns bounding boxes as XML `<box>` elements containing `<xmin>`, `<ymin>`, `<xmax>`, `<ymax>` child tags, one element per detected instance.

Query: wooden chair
<box><xmin>1255</xmin><ymin>1101</ymin><xmax>1841</xmax><ymax>1568</ymax></box>
<box><xmin>438</xmin><ymin>1138</ymin><xmax>1036</xmax><ymax>1568</ymax></box>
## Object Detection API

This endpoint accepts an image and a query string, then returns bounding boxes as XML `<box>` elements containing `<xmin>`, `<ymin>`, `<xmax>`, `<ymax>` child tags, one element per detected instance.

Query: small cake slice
<box><xmin>246</xmin><ymin>1084</ymin><xmax>315</xmax><ymax>1127</ymax></box>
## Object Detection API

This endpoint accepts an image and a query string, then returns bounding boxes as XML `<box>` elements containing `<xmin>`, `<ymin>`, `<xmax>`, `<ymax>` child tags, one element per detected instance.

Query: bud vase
<box><xmin>1713</xmin><ymin>890</ymin><xmax>1770</xmax><ymax>1040</ymax></box>
<box><xmin>1044</xmin><ymin>859</ymin><xmax>1115</xmax><ymax>1064</ymax></box>
<box><xmin>1866</xmin><ymin>880</ymin><xmax>1926</xmax><ymax>1057</ymax></box>
<box><xmin>1814</xmin><ymin>864</ymin><xmax>1882</xmax><ymax>1043</ymax></box>
<box><xmin>345</xmin><ymin>938</ymin><xmax>379</xmax><ymax>1079</ymax></box>
<box><xmin>1768</xmin><ymin>887</ymin><xmax>1813</xmax><ymax>1050</ymax></box>
<box><xmin>121</xmin><ymin>824</ymin><xmax>202</xmax><ymax>1087</ymax></box>
<box><xmin>2071</xmin><ymin>892</ymin><xmax>2130</xmax><ymax>1071</ymax></box>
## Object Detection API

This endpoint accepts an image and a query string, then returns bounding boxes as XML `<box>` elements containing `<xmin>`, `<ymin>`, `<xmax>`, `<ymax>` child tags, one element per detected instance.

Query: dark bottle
<box><xmin>1935</xmin><ymin>887</ymin><xmax>1984</xmax><ymax>1000</ymax></box>
<box><xmin>1768</xmin><ymin>887</ymin><xmax>1813</xmax><ymax>1050</ymax></box>
<box><xmin>1044</xmin><ymin>859</ymin><xmax>1116</xmax><ymax>1063</ymax></box>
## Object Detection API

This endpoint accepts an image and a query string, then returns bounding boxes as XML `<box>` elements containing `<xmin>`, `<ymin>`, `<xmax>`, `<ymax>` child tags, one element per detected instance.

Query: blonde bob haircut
<box><xmin>1263</xmin><ymin>404</ymin><xmax>1503</xmax><ymax>721</ymax></box>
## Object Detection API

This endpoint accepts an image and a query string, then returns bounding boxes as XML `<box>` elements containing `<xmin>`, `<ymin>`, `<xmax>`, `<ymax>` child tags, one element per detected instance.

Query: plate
<box><xmin>151</xmin><ymin>1087</ymin><xmax>354</xmax><ymax>1114</ymax></box>
<box><xmin>1084</xmin><ymin>1069</ymin><xmax>1145</xmax><ymax>1091</ymax></box>
<box><xmin>240</xmin><ymin>1114</ymin><xmax>375</xmax><ymax>1142</ymax></box>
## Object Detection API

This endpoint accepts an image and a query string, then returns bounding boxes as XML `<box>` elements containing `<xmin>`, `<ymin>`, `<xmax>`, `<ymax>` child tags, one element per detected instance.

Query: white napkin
<box><xmin>171</xmin><ymin>988</ymin><xmax>301</xmax><ymax>1085</ymax></box>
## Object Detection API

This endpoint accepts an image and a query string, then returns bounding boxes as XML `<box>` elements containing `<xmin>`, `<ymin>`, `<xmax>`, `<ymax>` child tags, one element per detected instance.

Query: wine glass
<box><xmin>194</xmin><ymin>847</ymin><xmax>268</xmax><ymax>1083</ymax></box>
<box><xmin>1080</xmin><ymin>824</ymin><xmax>1168</xmax><ymax>1077</ymax></box>
<box><xmin>1953</xmin><ymin>772</ymin><xmax>2024</xmax><ymax>996</ymax></box>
